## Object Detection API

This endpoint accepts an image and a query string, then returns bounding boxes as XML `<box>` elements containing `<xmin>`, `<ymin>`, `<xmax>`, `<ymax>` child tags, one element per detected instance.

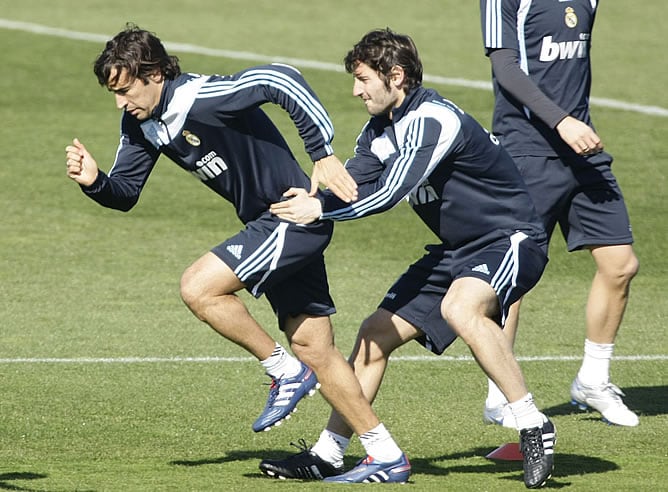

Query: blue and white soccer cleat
<box><xmin>323</xmin><ymin>453</ymin><xmax>411</xmax><ymax>483</ymax></box>
<box><xmin>252</xmin><ymin>362</ymin><xmax>320</xmax><ymax>432</ymax></box>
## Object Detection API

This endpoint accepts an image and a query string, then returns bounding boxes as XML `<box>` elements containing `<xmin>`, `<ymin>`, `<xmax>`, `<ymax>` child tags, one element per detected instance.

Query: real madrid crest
<box><xmin>182</xmin><ymin>130</ymin><xmax>201</xmax><ymax>147</ymax></box>
<box><xmin>564</xmin><ymin>7</ymin><xmax>577</xmax><ymax>28</ymax></box>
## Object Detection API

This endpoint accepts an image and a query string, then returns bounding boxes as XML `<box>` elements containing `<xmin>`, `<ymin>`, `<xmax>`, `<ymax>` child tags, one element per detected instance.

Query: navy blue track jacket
<box><xmin>82</xmin><ymin>64</ymin><xmax>335</xmax><ymax>224</ymax></box>
<box><xmin>319</xmin><ymin>87</ymin><xmax>546</xmax><ymax>252</ymax></box>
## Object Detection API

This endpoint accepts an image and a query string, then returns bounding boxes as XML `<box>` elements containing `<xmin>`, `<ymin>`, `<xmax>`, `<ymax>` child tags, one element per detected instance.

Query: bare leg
<box><xmin>442</xmin><ymin>277</ymin><xmax>529</xmax><ymax>404</ymax></box>
<box><xmin>284</xmin><ymin>314</ymin><xmax>381</xmax><ymax>436</ymax></box>
<box><xmin>568</xmin><ymin>244</ymin><xmax>640</xmax><ymax>426</ymax></box>
<box><xmin>485</xmin><ymin>299</ymin><xmax>521</xmax><ymax>409</ymax></box>
<box><xmin>585</xmin><ymin>244</ymin><xmax>638</xmax><ymax>344</ymax></box>
<box><xmin>322</xmin><ymin>309</ymin><xmax>421</xmax><ymax>438</ymax></box>
<box><xmin>180</xmin><ymin>252</ymin><xmax>276</xmax><ymax>360</ymax></box>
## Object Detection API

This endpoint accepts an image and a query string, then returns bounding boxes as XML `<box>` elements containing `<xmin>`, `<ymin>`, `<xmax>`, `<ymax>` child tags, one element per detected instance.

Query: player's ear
<box><xmin>389</xmin><ymin>65</ymin><xmax>406</xmax><ymax>90</ymax></box>
<box><xmin>148</xmin><ymin>71</ymin><xmax>164</xmax><ymax>84</ymax></box>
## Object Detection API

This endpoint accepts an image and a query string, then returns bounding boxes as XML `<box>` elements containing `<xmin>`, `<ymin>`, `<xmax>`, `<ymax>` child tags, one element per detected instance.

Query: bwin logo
<box><xmin>409</xmin><ymin>182</ymin><xmax>438</xmax><ymax>206</ymax></box>
<box><xmin>191</xmin><ymin>151</ymin><xmax>229</xmax><ymax>181</ymax></box>
<box><xmin>539</xmin><ymin>35</ymin><xmax>588</xmax><ymax>62</ymax></box>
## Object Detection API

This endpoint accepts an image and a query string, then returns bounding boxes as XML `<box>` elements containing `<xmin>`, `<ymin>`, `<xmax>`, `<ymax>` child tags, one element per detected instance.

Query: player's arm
<box><xmin>213</xmin><ymin>64</ymin><xmax>357</xmax><ymax>202</ymax></box>
<box><xmin>65</xmin><ymin>121</ymin><xmax>159</xmax><ymax>211</ymax></box>
<box><xmin>277</xmin><ymin>152</ymin><xmax>426</xmax><ymax>224</ymax></box>
<box><xmin>271</xmin><ymin>127</ymin><xmax>386</xmax><ymax>223</ymax></box>
<box><xmin>310</xmin><ymin>154</ymin><xmax>358</xmax><ymax>203</ymax></box>
<box><xmin>488</xmin><ymin>48</ymin><xmax>602</xmax><ymax>155</ymax></box>
<box><xmin>319</xmin><ymin>114</ymin><xmax>449</xmax><ymax>222</ymax></box>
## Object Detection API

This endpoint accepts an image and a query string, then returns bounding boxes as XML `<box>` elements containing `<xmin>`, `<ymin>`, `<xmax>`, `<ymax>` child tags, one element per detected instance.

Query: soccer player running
<box><xmin>64</xmin><ymin>24</ymin><xmax>410</xmax><ymax>464</ymax></box>
<box><xmin>479</xmin><ymin>0</ymin><xmax>639</xmax><ymax>428</ymax></box>
<box><xmin>265</xmin><ymin>28</ymin><xmax>555</xmax><ymax>488</ymax></box>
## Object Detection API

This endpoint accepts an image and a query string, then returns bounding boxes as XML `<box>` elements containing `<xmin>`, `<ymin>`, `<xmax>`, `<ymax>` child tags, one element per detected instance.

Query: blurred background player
<box><xmin>479</xmin><ymin>0</ymin><xmax>639</xmax><ymax>427</ymax></box>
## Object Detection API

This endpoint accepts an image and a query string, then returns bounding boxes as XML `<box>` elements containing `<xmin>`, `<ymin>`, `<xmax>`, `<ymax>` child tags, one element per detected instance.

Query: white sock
<box><xmin>577</xmin><ymin>339</ymin><xmax>614</xmax><ymax>386</ymax></box>
<box><xmin>508</xmin><ymin>393</ymin><xmax>545</xmax><ymax>430</ymax></box>
<box><xmin>358</xmin><ymin>423</ymin><xmax>403</xmax><ymax>463</ymax></box>
<box><xmin>312</xmin><ymin>429</ymin><xmax>350</xmax><ymax>468</ymax></box>
<box><xmin>260</xmin><ymin>343</ymin><xmax>302</xmax><ymax>379</ymax></box>
<box><xmin>486</xmin><ymin>378</ymin><xmax>508</xmax><ymax>408</ymax></box>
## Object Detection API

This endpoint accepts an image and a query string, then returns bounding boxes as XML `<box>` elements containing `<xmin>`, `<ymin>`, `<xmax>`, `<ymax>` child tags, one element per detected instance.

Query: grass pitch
<box><xmin>0</xmin><ymin>1</ymin><xmax>666</xmax><ymax>490</ymax></box>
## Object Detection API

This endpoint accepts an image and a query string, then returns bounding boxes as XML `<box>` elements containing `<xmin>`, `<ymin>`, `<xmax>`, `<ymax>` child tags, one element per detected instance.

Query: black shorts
<box><xmin>379</xmin><ymin>232</ymin><xmax>548</xmax><ymax>355</ymax></box>
<box><xmin>513</xmin><ymin>152</ymin><xmax>634</xmax><ymax>252</ymax></box>
<box><xmin>211</xmin><ymin>212</ymin><xmax>336</xmax><ymax>328</ymax></box>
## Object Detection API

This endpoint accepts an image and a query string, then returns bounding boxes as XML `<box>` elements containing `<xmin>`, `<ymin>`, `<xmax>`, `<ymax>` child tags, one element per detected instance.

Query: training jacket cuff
<box><xmin>80</xmin><ymin>171</ymin><xmax>108</xmax><ymax>195</ymax></box>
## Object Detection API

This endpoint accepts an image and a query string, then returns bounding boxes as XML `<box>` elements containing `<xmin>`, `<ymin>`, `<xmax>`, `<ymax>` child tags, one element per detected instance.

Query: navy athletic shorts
<box><xmin>211</xmin><ymin>212</ymin><xmax>336</xmax><ymax>329</ymax></box>
<box><xmin>379</xmin><ymin>231</ymin><xmax>548</xmax><ymax>355</ymax></box>
<box><xmin>513</xmin><ymin>152</ymin><xmax>634</xmax><ymax>252</ymax></box>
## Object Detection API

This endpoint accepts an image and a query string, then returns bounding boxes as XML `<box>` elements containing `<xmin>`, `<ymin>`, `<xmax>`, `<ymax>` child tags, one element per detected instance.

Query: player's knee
<box><xmin>601</xmin><ymin>250</ymin><xmax>640</xmax><ymax>287</ymax></box>
<box><xmin>356</xmin><ymin>313</ymin><xmax>394</xmax><ymax>359</ymax></box>
<box><xmin>624</xmin><ymin>252</ymin><xmax>640</xmax><ymax>282</ymax></box>
<box><xmin>180</xmin><ymin>267</ymin><xmax>206</xmax><ymax>315</ymax></box>
<box><xmin>289</xmin><ymin>317</ymin><xmax>336</xmax><ymax>368</ymax></box>
<box><xmin>440</xmin><ymin>297</ymin><xmax>473</xmax><ymax>337</ymax></box>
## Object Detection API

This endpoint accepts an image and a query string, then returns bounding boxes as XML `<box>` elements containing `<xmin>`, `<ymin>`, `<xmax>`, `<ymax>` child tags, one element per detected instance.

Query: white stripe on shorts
<box><xmin>491</xmin><ymin>231</ymin><xmax>527</xmax><ymax>325</ymax></box>
<box><xmin>233</xmin><ymin>222</ymin><xmax>289</xmax><ymax>295</ymax></box>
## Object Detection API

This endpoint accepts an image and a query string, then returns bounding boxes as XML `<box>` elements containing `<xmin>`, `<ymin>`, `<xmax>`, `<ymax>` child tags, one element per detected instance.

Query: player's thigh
<box><xmin>357</xmin><ymin>308</ymin><xmax>422</xmax><ymax>352</ymax></box>
<box><xmin>284</xmin><ymin>313</ymin><xmax>335</xmax><ymax>354</ymax></box>
<box><xmin>180</xmin><ymin>251</ymin><xmax>244</xmax><ymax>300</ymax></box>
<box><xmin>441</xmin><ymin>276</ymin><xmax>498</xmax><ymax>329</ymax></box>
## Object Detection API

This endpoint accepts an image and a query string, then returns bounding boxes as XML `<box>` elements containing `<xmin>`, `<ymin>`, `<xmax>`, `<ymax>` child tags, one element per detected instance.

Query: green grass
<box><xmin>0</xmin><ymin>1</ymin><xmax>666</xmax><ymax>490</ymax></box>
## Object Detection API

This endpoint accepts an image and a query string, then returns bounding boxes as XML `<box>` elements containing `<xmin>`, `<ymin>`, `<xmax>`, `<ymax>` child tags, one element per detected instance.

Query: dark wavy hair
<box><xmin>344</xmin><ymin>28</ymin><xmax>423</xmax><ymax>91</ymax></box>
<box><xmin>93</xmin><ymin>23</ymin><xmax>181</xmax><ymax>87</ymax></box>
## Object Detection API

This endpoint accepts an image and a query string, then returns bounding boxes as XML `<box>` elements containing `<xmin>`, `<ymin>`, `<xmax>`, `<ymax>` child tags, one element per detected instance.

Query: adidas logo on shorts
<box><xmin>472</xmin><ymin>263</ymin><xmax>490</xmax><ymax>275</ymax></box>
<box><xmin>226</xmin><ymin>244</ymin><xmax>243</xmax><ymax>259</ymax></box>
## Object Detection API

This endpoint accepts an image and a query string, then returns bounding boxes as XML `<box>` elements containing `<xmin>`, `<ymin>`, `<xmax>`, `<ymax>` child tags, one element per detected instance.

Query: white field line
<box><xmin>0</xmin><ymin>355</ymin><xmax>666</xmax><ymax>364</ymax></box>
<box><xmin>2</xmin><ymin>18</ymin><xmax>667</xmax><ymax>118</ymax></box>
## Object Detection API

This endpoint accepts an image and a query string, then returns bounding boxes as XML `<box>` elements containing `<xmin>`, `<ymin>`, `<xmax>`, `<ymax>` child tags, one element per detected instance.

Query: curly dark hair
<box><xmin>344</xmin><ymin>28</ymin><xmax>423</xmax><ymax>91</ymax></box>
<box><xmin>93</xmin><ymin>23</ymin><xmax>181</xmax><ymax>87</ymax></box>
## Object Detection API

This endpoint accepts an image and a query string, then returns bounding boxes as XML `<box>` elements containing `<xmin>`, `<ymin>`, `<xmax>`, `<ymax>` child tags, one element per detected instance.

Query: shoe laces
<box><xmin>289</xmin><ymin>438</ymin><xmax>312</xmax><ymax>454</ymax></box>
<box><xmin>263</xmin><ymin>376</ymin><xmax>280</xmax><ymax>406</ymax></box>
<box><xmin>521</xmin><ymin>428</ymin><xmax>545</xmax><ymax>463</ymax></box>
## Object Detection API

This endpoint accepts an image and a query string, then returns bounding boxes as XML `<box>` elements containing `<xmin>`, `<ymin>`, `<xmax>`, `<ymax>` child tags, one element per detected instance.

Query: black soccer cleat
<box><xmin>519</xmin><ymin>418</ymin><xmax>556</xmax><ymax>488</ymax></box>
<box><xmin>259</xmin><ymin>439</ymin><xmax>343</xmax><ymax>480</ymax></box>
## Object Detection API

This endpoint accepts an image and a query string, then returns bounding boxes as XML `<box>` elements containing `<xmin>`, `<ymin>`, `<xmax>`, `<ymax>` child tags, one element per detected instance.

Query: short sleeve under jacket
<box><xmin>481</xmin><ymin>0</ymin><xmax>598</xmax><ymax>156</ymax></box>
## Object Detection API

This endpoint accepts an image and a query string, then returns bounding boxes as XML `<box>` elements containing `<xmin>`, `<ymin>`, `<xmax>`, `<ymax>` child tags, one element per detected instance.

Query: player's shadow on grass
<box><xmin>170</xmin><ymin>449</ymin><xmax>264</xmax><ymax>467</ymax></box>
<box><xmin>0</xmin><ymin>472</ymin><xmax>48</xmax><ymax>492</ymax></box>
<box><xmin>542</xmin><ymin>385</ymin><xmax>667</xmax><ymax>419</ymax></box>
<box><xmin>170</xmin><ymin>447</ymin><xmax>617</xmax><ymax>487</ymax></box>
<box><xmin>410</xmin><ymin>447</ymin><xmax>618</xmax><ymax>488</ymax></box>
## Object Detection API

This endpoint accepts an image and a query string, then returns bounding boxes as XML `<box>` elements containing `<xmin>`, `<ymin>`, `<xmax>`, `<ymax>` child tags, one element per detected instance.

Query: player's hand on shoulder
<box><xmin>311</xmin><ymin>154</ymin><xmax>358</xmax><ymax>203</ymax></box>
